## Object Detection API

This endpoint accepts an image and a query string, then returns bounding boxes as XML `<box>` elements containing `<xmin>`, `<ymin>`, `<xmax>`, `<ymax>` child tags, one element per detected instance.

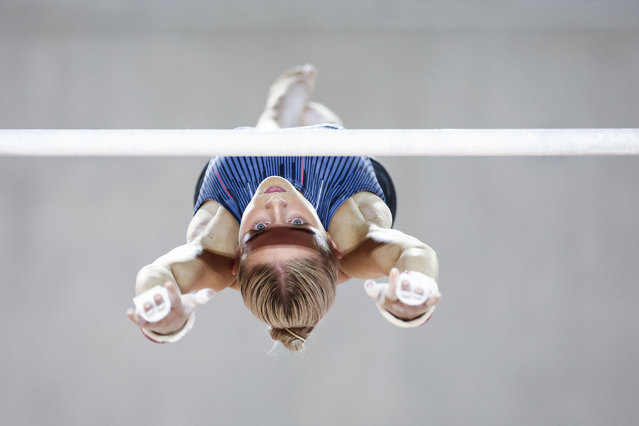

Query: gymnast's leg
<box><xmin>256</xmin><ymin>64</ymin><xmax>342</xmax><ymax>129</ymax></box>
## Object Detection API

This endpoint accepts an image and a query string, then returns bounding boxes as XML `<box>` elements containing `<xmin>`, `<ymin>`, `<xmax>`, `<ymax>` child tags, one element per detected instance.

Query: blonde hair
<box><xmin>238</xmin><ymin>241</ymin><xmax>339</xmax><ymax>351</ymax></box>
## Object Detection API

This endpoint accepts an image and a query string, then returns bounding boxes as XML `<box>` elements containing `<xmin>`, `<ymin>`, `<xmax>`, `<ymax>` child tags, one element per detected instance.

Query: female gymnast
<box><xmin>127</xmin><ymin>65</ymin><xmax>441</xmax><ymax>351</ymax></box>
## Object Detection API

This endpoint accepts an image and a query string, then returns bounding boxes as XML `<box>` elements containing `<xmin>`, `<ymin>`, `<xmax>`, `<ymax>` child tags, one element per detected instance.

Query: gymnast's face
<box><xmin>238</xmin><ymin>176</ymin><xmax>327</xmax><ymax>264</ymax></box>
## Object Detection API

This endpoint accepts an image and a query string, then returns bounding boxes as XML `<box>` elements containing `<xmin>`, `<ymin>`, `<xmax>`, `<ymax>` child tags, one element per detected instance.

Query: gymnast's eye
<box><xmin>254</xmin><ymin>222</ymin><xmax>268</xmax><ymax>231</ymax></box>
<box><xmin>291</xmin><ymin>218</ymin><xmax>305</xmax><ymax>226</ymax></box>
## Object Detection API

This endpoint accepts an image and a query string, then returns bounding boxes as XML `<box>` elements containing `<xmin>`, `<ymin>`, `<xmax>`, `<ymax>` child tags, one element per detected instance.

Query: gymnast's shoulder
<box><xmin>329</xmin><ymin>191</ymin><xmax>391</xmax><ymax>252</ymax></box>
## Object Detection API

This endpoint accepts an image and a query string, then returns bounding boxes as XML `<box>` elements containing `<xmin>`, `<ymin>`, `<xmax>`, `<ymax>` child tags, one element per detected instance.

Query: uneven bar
<box><xmin>1</xmin><ymin>129</ymin><xmax>638</xmax><ymax>156</ymax></box>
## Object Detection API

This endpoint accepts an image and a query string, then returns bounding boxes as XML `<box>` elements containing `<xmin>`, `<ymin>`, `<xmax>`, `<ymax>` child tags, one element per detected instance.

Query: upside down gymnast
<box><xmin>127</xmin><ymin>65</ymin><xmax>441</xmax><ymax>351</ymax></box>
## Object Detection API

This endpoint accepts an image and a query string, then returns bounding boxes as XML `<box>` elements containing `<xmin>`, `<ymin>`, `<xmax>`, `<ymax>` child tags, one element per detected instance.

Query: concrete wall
<box><xmin>1</xmin><ymin>2</ymin><xmax>638</xmax><ymax>425</ymax></box>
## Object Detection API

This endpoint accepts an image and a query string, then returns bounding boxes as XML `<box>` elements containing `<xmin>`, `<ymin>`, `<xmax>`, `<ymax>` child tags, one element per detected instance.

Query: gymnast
<box><xmin>127</xmin><ymin>65</ymin><xmax>441</xmax><ymax>351</ymax></box>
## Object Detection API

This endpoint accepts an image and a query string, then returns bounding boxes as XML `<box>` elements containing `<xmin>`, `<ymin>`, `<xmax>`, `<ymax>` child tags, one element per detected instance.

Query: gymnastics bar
<box><xmin>0</xmin><ymin>129</ymin><xmax>638</xmax><ymax>156</ymax></box>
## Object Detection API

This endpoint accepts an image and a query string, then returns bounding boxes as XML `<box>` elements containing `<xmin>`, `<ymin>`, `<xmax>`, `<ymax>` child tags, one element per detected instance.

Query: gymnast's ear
<box><xmin>326</xmin><ymin>233</ymin><xmax>343</xmax><ymax>259</ymax></box>
<box><xmin>232</xmin><ymin>257</ymin><xmax>239</xmax><ymax>276</ymax></box>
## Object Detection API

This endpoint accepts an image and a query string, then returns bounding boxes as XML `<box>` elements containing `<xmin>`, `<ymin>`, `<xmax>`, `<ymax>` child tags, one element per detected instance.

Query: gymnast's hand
<box><xmin>126</xmin><ymin>282</ymin><xmax>215</xmax><ymax>335</ymax></box>
<box><xmin>364</xmin><ymin>268</ymin><xmax>441</xmax><ymax>322</ymax></box>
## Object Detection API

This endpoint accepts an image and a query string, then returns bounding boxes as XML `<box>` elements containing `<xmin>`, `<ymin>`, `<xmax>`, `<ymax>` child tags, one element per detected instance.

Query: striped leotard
<box><xmin>194</xmin><ymin>157</ymin><xmax>388</xmax><ymax>229</ymax></box>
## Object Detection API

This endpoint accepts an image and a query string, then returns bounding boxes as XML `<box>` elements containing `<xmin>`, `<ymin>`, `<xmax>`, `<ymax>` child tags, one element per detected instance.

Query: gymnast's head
<box><xmin>236</xmin><ymin>176</ymin><xmax>340</xmax><ymax>351</ymax></box>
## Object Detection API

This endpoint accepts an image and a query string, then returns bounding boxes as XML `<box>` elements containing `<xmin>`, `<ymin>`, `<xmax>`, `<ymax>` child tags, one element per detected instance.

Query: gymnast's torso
<box><xmin>190</xmin><ymin>156</ymin><xmax>397</xmax><ymax>284</ymax></box>
<box><xmin>194</xmin><ymin>156</ymin><xmax>388</xmax><ymax>230</ymax></box>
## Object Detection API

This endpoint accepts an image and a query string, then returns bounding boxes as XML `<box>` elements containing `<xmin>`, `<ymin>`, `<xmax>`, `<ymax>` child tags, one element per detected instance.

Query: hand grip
<box><xmin>133</xmin><ymin>285</ymin><xmax>172</xmax><ymax>322</ymax></box>
<box><xmin>395</xmin><ymin>271</ymin><xmax>438</xmax><ymax>306</ymax></box>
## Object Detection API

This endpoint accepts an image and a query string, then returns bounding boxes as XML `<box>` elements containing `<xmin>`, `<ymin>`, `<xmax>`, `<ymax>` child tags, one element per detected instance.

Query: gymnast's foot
<box><xmin>301</xmin><ymin>101</ymin><xmax>343</xmax><ymax>127</ymax></box>
<box><xmin>256</xmin><ymin>64</ymin><xmax>318</xmax><ymax>129</ymax></box>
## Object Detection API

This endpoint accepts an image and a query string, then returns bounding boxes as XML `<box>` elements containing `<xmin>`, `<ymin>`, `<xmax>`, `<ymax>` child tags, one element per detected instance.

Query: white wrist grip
<box><xmin>395</xmin><ymin>271</ymin><xmax>439</xmax><ymax>306</ymax></box>
<box><xmin>134</xmin><ymin>285</ymin><xmax>171</xmax><ymax>322</ymax></box>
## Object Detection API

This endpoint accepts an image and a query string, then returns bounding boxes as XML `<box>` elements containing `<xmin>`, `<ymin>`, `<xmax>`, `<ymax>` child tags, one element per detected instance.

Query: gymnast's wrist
<box><xmin>377</xmin><ymin>304</ymin><xmax>435</xmax><ymax>328</ymax></box>
<box><xmin>386</xmin><ymin>307</ymin><xmax>422</xmax><ymax>322</ymax></box>
<box><xmin>140</xmin><ymin>312</ymin><xmax>196</xmax><ymax>343</ymax></box>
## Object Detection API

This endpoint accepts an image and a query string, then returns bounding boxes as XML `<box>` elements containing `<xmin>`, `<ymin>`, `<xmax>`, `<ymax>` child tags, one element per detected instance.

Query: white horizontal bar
<box><xmin>1</xmin><ymin>129</ymin><xmax>638</xmax><ymax>157</ymax></box>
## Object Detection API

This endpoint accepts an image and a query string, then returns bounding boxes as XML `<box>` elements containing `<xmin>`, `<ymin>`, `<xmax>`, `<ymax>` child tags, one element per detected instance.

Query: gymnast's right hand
<box><xmin>126</xmin><ymin>282</ymin><xmax>215</xmax><ymax>335</ymax></box>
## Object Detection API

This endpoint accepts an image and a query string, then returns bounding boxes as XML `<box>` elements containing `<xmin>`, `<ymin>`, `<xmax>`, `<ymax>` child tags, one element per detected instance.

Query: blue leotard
<box><xmin>194</xmin><ymin>156</ymin><xmax>386</xmax><ymax>229</ymax></box>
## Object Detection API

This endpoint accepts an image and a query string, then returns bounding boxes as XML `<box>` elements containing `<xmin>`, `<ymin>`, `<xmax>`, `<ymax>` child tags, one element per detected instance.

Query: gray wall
<box><xmin>1</xmin><ymin>2</ymin><xmax>638</xmax><ymax>425</ymax></box>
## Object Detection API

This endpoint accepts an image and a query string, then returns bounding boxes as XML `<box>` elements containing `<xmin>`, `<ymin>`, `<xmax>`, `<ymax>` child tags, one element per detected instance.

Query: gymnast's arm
<box><xmin>128</xmin><ymin>200</ymin><xmax>239</xmax><ymax>340</ymax></box>
<box><xmin>333</xmin><ymin>192</ymin><xmax>440</xmax><ymax>325</ymax></box>
<box><xmin>360</xmin><ymin>226</ymin><xmax>440</xmax><ymax>323</ymax></box>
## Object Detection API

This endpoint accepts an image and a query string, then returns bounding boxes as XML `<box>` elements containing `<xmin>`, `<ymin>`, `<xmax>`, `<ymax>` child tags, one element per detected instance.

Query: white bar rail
<box><xmin>1</xmin><ymin>129</ymin><xmax>638</xmax><ymax>156</ymax></box>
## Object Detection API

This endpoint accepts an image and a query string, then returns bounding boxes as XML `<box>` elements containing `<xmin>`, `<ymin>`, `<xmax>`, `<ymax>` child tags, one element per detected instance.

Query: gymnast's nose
<box><xmin>265</xmin><ymin>195</ymin><xmax>287</xmax><ymax>209</ymax></box>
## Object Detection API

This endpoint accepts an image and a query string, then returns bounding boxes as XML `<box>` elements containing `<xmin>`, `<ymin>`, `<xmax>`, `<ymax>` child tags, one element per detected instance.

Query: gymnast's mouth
<box><xmin>264</xmin><ymin>186</ymin><xmax>286</xmax><ymax>193</ymax></box>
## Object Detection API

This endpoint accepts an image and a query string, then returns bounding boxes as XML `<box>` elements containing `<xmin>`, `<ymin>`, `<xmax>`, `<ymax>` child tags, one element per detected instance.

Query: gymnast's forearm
<box><xmin>136</xmin><ymin>241</ymin><xmax>238</xmax><ymax>296</ymax></box>
<box><xmin>369</xmin><ymin>244</ymin><xmax>440</xmax><ymax>326</ymax></box>
<box><xmin>366</xmin><ymin>225</ymin><xmax>439</xmax><ymax>280</ymax></box>
<box><xmin>135</xmin><ymin>244</ymin><xmax>205</xmax><ymax>296</ymax></box>
<box><xmin>394</xmin><ymin>244</ymin><xmax>439</xmax><ymax>281</ymax></box>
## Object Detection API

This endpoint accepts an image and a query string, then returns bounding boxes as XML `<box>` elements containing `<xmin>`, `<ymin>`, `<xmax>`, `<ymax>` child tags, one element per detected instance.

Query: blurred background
<box><xmin>1</xmin><ymin>1</ymin><xmax>638</xmax><ymax>425</ymax></box>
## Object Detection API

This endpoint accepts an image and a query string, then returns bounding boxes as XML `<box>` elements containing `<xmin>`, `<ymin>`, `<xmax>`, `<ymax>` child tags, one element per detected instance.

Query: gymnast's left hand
<box><xmin>364</xmin><ymin>267</ymin><xmax>441</xmax><ymax>321</ymax></box>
